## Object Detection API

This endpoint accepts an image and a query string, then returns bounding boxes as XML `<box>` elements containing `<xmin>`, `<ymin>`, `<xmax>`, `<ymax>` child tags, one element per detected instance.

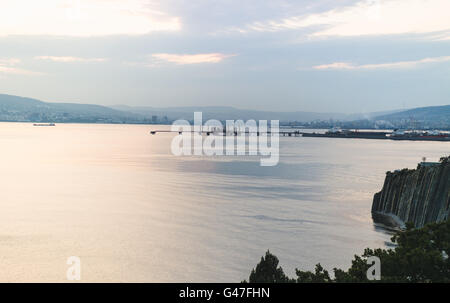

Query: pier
<box><xmin>149</xmin><ymin>129</ymin><xmax>450</xmax><ymax>141</ymax></box>
<box><xmin>149</xmin><ymin>129</ymin><xmax>302</xmax><ymax>136</ymax></box>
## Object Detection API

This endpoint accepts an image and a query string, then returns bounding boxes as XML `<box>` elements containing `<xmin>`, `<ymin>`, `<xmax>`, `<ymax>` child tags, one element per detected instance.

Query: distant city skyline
<box><xmin>1</xmin><ymin>0</ymin><xmax>450</xmax><ymax>113</ymax></box>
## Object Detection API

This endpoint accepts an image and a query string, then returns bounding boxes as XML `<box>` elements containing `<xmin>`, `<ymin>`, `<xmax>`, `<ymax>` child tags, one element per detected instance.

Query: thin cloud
<box><xmin>36</xmin><ymin>56</ymin><xmax>107</xmax><ymax>63</ymax></box>
<box><xmin>313</xmin><ymin>56</ymin><xmax>450</xmax><ymax>70</ymax></box>
<box><xmin>151</xmin><ymin>53</ymin><xmax>236</xmax><ymax>65</ymax></box>
<box><xmin>0</xmin><ymin>0</ymin><xmax>180</xmax><ymax>37</ymax></box>
<box><xmin>0</xmin><ymin>58</ymin><xmax>41</xmax><ymax>75</ymax></box>
<box><xmin>428</xmin><ymin>31</ymin><xmax>450</xmax><ymax>41</ymax></box>
<box><xmin>0</xmin><ymin>58</ymin><xmax>22</xmax><ymax>66</ymax></box>
<box><xmin>313</xmin><ymin>62</ymin><xmax>355</xmax><ymax>70</ymax></box>
<box><xmin>231</xmin><ymin>0</ymin><xmax>450</xmax><ymax>38</ymax></box>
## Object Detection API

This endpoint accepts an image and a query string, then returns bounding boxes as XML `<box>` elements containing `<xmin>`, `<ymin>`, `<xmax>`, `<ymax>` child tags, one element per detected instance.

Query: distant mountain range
<box><xmin>374</xmin><ymin>105</ymin><xmax>450</xmax><ymax>128</ymax></box>
<box><xmin>0</xmin><ymin>94</ymin><xmax>148</xmax><ymax>124</ymax></box>
<box><xmin>0</xmin><ymin>93</ymin><xmax>449</xmax><ymax>129</ymax></box>
<box><xmin>111</xmin><ymin>105</ymin><xmax>398</xmax><ymax>122</ymax></box>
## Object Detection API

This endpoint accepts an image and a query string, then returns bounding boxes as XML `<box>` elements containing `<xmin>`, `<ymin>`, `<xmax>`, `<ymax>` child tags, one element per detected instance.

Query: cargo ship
<box><xmin>301</xmin><ymin>128</ymin><xmax>450</xmax><ymax>141</ymax></box>
<box><xmin>388</xmin><ymin>130</ymin><xmax>450</xmax><ymax>141</ymax></box>
<box><xmin>302</xmin><ymin>128</ymin><xmax>391</xmax><ymax>139</ymax></box>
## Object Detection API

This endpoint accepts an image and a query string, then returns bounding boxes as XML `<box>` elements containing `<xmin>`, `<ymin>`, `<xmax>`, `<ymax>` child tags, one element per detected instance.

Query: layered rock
<box><xmin>372</xmin><ymin>157</ymin><xmax>450</xmax><ymax>228</ymax></box>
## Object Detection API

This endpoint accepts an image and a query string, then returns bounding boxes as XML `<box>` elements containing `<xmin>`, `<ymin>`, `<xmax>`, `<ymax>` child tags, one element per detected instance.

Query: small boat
<box><xmin>33</xmin><ymin>123</ymin><xmax>55</xmax><ymax>127</ymax></box>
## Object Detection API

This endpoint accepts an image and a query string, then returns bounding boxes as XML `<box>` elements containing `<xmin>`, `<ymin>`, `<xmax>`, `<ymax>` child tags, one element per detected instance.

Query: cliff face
<box><xmin>372</xmin><ymin>158</ymin><xmax>450</xmax><ymax>228</ymax></box>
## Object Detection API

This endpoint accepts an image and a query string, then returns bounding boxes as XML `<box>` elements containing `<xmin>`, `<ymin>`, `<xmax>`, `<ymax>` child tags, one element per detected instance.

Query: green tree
<box><xmin>246</xmin><ymin>250</ymin><xmax>292</xmax><ymax>283</ymax></box>
<box><xmin>246</xmin><ymin>220</ymin><xmax>450</xmax><ymax>283</ymax></box>
<box><xmin>296</xmin><ymin>263</ymin><xmax>332</xmax><ymax>283</ymax></box>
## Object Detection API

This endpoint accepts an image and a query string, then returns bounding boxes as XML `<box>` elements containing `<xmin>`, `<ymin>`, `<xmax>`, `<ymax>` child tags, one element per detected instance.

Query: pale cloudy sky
<box><xmin>0</xmin><ymin>0</ymin><xmax>449</xmax><ymax>112</ymax></box>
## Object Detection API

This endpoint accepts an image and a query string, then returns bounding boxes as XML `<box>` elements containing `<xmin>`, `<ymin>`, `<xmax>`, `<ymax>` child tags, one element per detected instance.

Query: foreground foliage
<box><xmin>245</xmin><ymin>220</ymin><xmax>450</xmax><ymax>283</ymax></box>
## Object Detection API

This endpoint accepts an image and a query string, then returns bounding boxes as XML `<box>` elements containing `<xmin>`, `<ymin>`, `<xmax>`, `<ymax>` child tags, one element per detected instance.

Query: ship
<box><xmin>33</xmin><ymin>123</ymin><xmax>55</xmax><ymax>127</ymax></box>
<box><xmin>301</xmin><ymin>128</ymin><xmax>450</xmax><ymax>142</ymax></box>
<box><xmin>388</xmin><ymin>130</ymin><xmax>450</xmax><ymax>141</ymax></box>
<box><xmin>302</xmin><ymin>128</ymin><xmax>391</xmax><ymax>139</ymax></box>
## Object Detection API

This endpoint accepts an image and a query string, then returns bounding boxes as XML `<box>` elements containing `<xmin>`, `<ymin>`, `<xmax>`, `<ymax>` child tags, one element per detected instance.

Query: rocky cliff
<box><xmin>372</xmin><ymin>156</ymin><xmax>450</xmax><ymax>228</ymax></box>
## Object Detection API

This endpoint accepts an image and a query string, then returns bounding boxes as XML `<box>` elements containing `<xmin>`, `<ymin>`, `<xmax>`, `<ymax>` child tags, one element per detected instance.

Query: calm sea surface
<box><xmin>0</xmin><ymin>122</ymin><xmax>448</xmax><ymax>282</ymax></box>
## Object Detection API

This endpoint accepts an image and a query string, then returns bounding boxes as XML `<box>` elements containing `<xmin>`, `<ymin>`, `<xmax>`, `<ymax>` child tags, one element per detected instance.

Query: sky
<box><xmin>0</xmin><ymin>0</ymin><xmax>450</xmax><ymax>113</ymax></box>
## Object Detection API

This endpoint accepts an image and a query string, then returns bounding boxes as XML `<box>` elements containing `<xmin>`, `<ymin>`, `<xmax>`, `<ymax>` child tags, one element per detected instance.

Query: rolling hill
<box><xmin>1</xmin><ymin>93</ymin><xmax>447</xmax><ymax>128</ymax></box>
<box><xmin>374</xmin><ymin>105</ymin><xmax>450</xmax><ymax>128</ymax></box>
<box><xmin>0</xmin><ymin>94</ymin><xmax>148</xmax><ymax>123</ymax></box>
